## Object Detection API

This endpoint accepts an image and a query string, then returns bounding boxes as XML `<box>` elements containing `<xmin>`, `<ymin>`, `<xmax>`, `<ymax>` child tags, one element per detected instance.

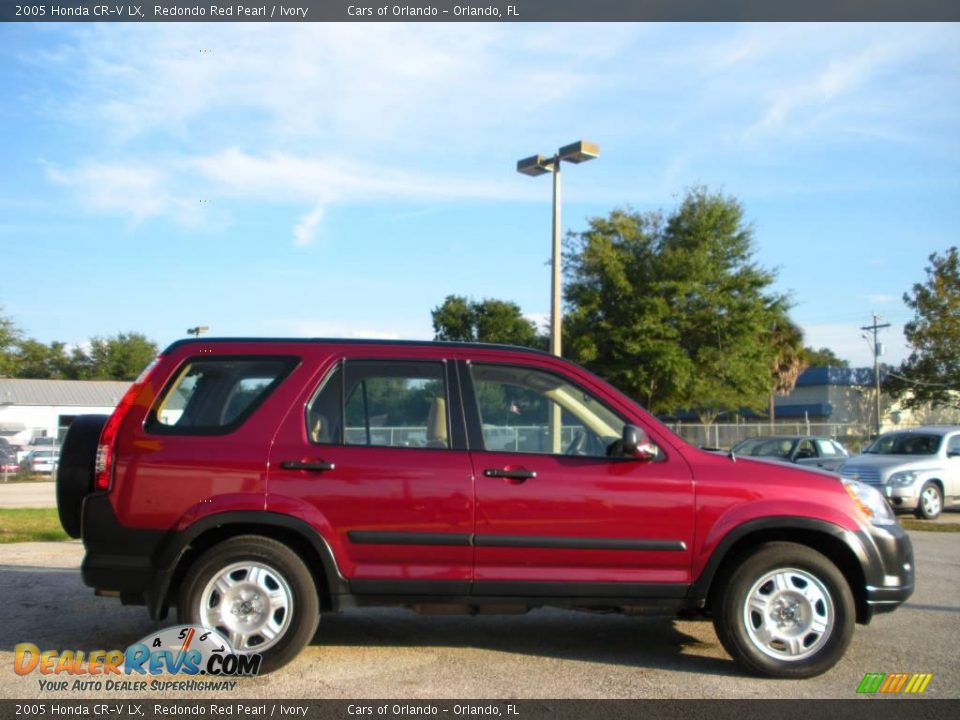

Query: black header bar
<box><xmin>2</xmin><ymin>0</ymin><xmax>959</xmax><ymax>23</ymax></box>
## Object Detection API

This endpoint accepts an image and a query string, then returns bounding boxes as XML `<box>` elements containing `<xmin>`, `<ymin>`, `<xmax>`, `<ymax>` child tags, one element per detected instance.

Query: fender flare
<box><xmin>148</xmin><ymin>511</ymin><xmax>347</xmax><ymax>619</ymax></box>
<box><xmin>687</xmin><ymin>516</ymin><xmax>871</xmax><ymax>604</ymax></box>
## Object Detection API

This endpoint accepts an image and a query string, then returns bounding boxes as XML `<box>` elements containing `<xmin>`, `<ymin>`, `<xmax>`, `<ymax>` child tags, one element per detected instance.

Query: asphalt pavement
<box><xmin>0</xmin><ymin>531</ymin><xmax>956</xmax><ymax>700</ymax></box>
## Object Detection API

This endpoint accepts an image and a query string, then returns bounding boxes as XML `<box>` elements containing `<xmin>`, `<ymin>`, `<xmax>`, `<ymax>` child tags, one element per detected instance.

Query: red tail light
<box><xmin>94</xmin><ymin>357</ymin><xmax>161</xmax><ymax>491</ymax></box>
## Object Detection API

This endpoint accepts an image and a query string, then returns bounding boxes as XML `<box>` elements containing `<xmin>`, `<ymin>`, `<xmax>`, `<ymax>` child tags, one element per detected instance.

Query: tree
<box><xmin>801</xmin><ymin>346</ymin><xmax>849</xmax><ymax>368</ymax></box>
<box><xmin>564</xmin><ymin>187</ymin><xmax>789</xmax><ymax>425</ymax></box>
<box><xmin>432</xmin><ymin>295</ymin><xmax>543</xmax><ymax>348</ymax></box>
<box><xmin>768</xmin><ymin>316</ymin><xmax>808</xmax><ymax>428</ymax></box>
<box><xmin>12</xmin><ymin>339</ymin><xmax>72</xmax><ymax>379</ymax></box>
<box><xmin>84</xmin><ymin>333</ymin><xmax>159</xmax><ymax>381</ymax></box>
<box><xmin>0</xmin><ymin>306</ymin><xmax>21</xmax><ymax>377</ymax></box>
<box><xmin>885</xmin><ymin>247</ymin><xmax>960</xmax><ymax>410</ymax></box>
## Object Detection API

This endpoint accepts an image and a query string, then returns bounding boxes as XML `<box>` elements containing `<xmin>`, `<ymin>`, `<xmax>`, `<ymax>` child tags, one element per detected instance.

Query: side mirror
<box><xmin>622</xmin><ymin>424</ymin><xmax>658</xmax><ymax>460</ymax></box>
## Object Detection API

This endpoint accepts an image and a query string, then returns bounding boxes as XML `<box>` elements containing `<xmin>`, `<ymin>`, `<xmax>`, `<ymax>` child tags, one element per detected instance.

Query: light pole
<box><xmin>186</xmin><ymin>326</ymin><xmax>209</xmax><ymax>338</ymax></box>
<box><xmin>517</xmin><ymin>141</ymin><xmax>599</xmax><ymax>453</ymax></box>
<box><xmin>517</xmin><ymin>140</ymin><xmax>599</xmax><ymax>358</ymax></box>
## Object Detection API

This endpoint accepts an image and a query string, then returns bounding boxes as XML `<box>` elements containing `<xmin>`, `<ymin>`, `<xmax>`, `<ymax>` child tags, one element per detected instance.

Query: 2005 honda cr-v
<box><xmin>57</xmin><ymin>338</ymin><xmax>914</xmax><ymax>676</ymax></box>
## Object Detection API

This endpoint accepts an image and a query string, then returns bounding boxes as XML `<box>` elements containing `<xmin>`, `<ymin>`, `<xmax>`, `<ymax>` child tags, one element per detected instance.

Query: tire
<box><xmin>914</xmin><ymin>482</ymin><xmax>943</xmax><ymax>520</ymax></box>
<box><xmin>712</xmin><ymin>542</ymin><xmax>855</xmax><ymax>678</ymax></box>
<box><xmin>177</xmin><ymin>536</ymin><xmax>320</xmax><ymax>674</ymax></box>
<box><xmin>55</xmin><ymin>415</ymin><xmax>109</xmax><ymax>538</ymax></box>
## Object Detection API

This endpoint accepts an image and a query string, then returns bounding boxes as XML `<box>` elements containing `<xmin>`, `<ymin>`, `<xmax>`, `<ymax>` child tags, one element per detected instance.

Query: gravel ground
<box><xmin>0</xmin><ymin>531</ymin><xmax>956</xmax><ymax>700</ymax></box>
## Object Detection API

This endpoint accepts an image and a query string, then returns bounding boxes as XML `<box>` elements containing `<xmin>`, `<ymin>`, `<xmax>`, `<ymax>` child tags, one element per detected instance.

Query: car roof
<box><xmin>880</xmin><ymin>426</ymin><xmax>960</xmax><ymax>436</ymax></box>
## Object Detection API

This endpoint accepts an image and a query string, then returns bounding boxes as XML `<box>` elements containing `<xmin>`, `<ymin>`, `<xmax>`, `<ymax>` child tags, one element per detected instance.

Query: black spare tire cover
<box><xmin>56</xmin><ymin>414</ymin><xmax>109</xmax><ymax>538</ymax></box>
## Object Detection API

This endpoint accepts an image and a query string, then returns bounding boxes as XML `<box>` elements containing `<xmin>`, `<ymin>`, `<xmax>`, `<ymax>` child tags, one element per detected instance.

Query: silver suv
<box><xmin>838</xmin><ymin>426</ymin><xmax>960</xmax><ymax>520</ymax></box>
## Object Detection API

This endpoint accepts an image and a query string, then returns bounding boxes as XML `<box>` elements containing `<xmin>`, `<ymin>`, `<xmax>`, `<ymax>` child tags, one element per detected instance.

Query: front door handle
<box><xmin>483</xmin><ymin>468</ymin><xmax>536</xmax><ymax>480</ymax></box>
<box><xmin>280</xmin><ymin>460</ymin><xmax>336</xmax><ymax>472</ymax></box>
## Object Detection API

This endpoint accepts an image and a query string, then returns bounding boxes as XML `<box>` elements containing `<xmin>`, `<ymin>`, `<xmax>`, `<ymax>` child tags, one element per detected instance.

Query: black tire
<box><xmin>712</xmin><ymin>542</ymin><xmax>855</xmax><ymax>678</ymax></box>
<box><xmin>914</xmin><ymin>482</ymin><xmax>943</xmax><ymax>520</ymax></box>
<box><xmin>56</xmin><ymin>414</ymin><xmax>109</xmax><ymax>538</ymax></box>
<box><xmin>177</xmin><ymin>536</ymin><xmax>319</xmax><ymax>674</ymax></box>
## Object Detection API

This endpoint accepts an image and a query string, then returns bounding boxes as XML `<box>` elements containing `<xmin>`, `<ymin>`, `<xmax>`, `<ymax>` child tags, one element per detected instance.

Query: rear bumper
<box><xmin>80</xmin><ymin>492</ymin><xmax>170</xmax><ymax>618</ymax></box>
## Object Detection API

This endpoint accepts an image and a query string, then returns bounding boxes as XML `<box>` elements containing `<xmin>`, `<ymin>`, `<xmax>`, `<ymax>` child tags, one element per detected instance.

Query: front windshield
<box><xmin>864</xmin><ymin>433</ymin><xmax>941</xmax><ymax>455</ymax></box>
<box><xmin>733</xmin><ymin>437</ymin><xmax>797</xmax><ymax>458</ymax></box>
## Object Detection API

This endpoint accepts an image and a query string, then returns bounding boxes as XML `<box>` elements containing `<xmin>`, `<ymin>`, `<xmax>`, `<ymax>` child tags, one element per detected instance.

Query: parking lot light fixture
<box><xmin>516</xmin><ymin>140</ymin><xmax>599</xmax><ymax>358</ymax></box>
<box><xmin>187</xmin><ymin>326</ymin><xmax>209</xmax><ymax>338</ymax></box>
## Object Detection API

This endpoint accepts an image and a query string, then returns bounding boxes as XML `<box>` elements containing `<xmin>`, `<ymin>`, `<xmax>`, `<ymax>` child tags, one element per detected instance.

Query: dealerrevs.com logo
<box><xmin>14</xmin><ymin>625</ymin><xmax>261</xmax><ymax>692</ymax></box>
<box><xmin>856</xmin><ymin>672</ymin><xmax>933</xmax><ymax>695</ymax></box>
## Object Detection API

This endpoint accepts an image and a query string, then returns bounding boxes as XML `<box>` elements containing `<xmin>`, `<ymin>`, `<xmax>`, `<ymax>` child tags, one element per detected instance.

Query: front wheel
<box><xmin>914</xmin><ymin>482</ymin><xmax>942</xmax><ymax>520</ymax></box>
<box><xmin>178</xmin><ymin>536</ymin><xmax>320</xmax><ymax>674</ymax></box>
<box><xmin>712</xmin><ymin>542</ymin><xmax>855</xmax><ymax>678</ymax></box>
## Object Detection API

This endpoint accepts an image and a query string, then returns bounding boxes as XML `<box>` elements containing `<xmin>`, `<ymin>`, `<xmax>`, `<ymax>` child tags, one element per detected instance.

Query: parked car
<box><xmin>22</xmin><ymin>449</ymin><xmax>59</xmax><ymax>474</ymax></box>
<box><xmin>838</xmin><ymin>426</ymin><xmax>960</xmax><ymax>520</ymax></box>
<box><xmin>56</xmin><ymin>338</ymin><xmax>913</xmax><ymax>677</ymax></box>
<box><xmin>0</xmin><ymin>449</ymin><xmax>20</xmax><ymax>473</ymax></box>
<box><xmin>730</xmin><ymin>436</ymin><xmax>849</xmax><ymax>472</ymax></box>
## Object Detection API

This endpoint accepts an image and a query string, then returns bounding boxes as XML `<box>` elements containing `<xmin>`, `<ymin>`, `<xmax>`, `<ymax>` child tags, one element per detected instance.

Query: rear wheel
<box><xmin>712</xmin><ymin>542</ymin><xmax>855</xmax><ymax>678</ymax></box>
<box><xmin>55</xmin><ymin>415</ymin><xmax>108</xmax><ymax>538</ymax></box>
<box><xmin>177</xmin><ymin>536</ymin><xmax>319</xmax><ymax>674</ymax></box>
<box><xmin>914</xmin><ymin>482</ymin><xmax>942</xmax><ymax>520</ymax></box>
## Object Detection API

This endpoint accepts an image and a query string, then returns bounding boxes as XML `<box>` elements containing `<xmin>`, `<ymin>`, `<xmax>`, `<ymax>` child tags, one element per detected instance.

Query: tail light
<box><xmin>94</xmin><ymin>357</ymin><xmax>161</xmax><ymax>491</ymax></box>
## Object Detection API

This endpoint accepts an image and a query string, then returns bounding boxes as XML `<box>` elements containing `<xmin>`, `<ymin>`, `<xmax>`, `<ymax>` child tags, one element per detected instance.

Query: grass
<box><xmin>901</xmin><ymin>518</ymin><xmax>960</xmax><ymax>533</ymax></box>
<box><xmin>0</xmin><ymin>508</ymin><xmax>68</xmax><ymax>543</ymax></box>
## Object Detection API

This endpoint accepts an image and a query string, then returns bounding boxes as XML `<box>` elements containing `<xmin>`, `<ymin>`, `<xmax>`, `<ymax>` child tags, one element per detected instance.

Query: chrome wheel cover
<box><xmin>199</xmin><ymin>561</ymin><xmax>293</xmax><ymax>653</ymax></box>
<box><xmin>742</xmin><ymin>567</ymin><xmax>835</xmax><ymax>662</ymax></box>
<box><xmin>921</xmin><ymin>486</ymin><xmax>941</xmax><ymax>517</ymax></box>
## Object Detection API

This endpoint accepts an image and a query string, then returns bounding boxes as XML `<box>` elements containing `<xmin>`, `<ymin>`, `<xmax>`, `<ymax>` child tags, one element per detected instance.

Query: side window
<box><xmin>816</xmin><ymin>440</ymin><xmax>841</xmax><ymax>456</ymax></box>
<box><xmin>306</xmin><ymin>361</ymin><xmax>449</xmax><ymax>449</ymax></box>
<box><xmin>149</xmin><ymin>357</ymin><xmax>296</xmax><ymax>434</ymax></box>
<box><xmin>795</xmin><ymin>439</ymin><xmax>818</xmax><ymax>459</ymax></box>
<box><xmin>948</xmin><ymin>435</ymin><xmax>960</xmax><ymax>456</ymax></box>
<box><xmin>469</xmin><ymin>363</ymin><xmax>626</xmax><ymax>457</ymax></box>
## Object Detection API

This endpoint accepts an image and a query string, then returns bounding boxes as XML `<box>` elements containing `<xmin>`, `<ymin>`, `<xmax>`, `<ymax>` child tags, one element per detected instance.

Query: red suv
<box><xmin>57</xmin><ymin>339</ymin><xmax>913</xmax><ymax>677</ymax></box>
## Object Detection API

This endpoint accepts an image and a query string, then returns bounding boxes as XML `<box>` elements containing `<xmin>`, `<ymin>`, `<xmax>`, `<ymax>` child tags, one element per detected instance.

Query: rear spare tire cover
<box><xmin>56</xmin><ymin>415</ymin><xmax>109</xmax><ymax>538</ymax></box>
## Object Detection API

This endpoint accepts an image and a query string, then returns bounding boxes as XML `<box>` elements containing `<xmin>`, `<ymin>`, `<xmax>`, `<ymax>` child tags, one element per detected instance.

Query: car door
<box><xmin>268</xmin><ymin>349</ymin><xmax>475</xmax><ymax>594</ymax></box>
<box><xmin>460</xmin><ymin>357</ymin><xmax>695</xmax><ymax>598</ymax></box>
<box><xmin>945</xmin><ymin>433</ymin><xmax>960</xmax><ymax>500</ymax></box>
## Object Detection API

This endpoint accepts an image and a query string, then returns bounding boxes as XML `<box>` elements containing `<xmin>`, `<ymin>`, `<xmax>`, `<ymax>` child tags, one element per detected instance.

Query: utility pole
<box><xmin>861</xmin><ymin>314</ymin><xmax>890</xmax><ymax>438</ymax></box>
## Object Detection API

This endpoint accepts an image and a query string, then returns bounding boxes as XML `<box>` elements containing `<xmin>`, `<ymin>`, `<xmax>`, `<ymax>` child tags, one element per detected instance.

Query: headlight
<box><xmin>890</xmin><ymin>471</ymin><xmax>918</xmax><ymax>486</ymax></box>
<box><xmin>843</xmin><ymin>480</ymin><xmax>897</xmax><ymax>526</ymax></box>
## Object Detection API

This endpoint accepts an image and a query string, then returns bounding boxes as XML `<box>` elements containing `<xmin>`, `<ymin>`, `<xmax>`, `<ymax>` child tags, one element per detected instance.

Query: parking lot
<box><xmin>1</xmin><ymin>528</ymin><xmax>957</xmax><ymax>700</ymax></box>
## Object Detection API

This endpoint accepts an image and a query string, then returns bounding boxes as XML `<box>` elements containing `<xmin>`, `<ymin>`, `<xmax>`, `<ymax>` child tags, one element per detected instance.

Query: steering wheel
<box><xmin>565</xmin><ymin>430</ymin><xmax>586</xmax><ymax>455</ymax></box>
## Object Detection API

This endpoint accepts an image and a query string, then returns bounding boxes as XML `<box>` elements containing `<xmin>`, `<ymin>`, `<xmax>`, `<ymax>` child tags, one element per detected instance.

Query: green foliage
<box><xmin>0</xmin><ymin>306</ymin><xmax>159</xmax><ymax>381</ymax></box>
<box><xmin>432</xmin><ymin>295</ymin><xmax>543</xmax><ymax>348</ymax></box>
<box><xmin>0</xmin><ymin>305</ymin><xmax>21</xmax><ymax>377</ymax></box>
<box><xmin>564</xmin><ymin>187</ymin><xmax>789</xmax><ymax>423</ymax></box>
<box><xmin>802</xmin><ymin>346</ymin><xmax>850</xmax><ymax>368</ymax></box>
<box><xmin>83</xmin><ymin>333</ymin><xmax>158</xmax><ymax>381</ymax></box>
<box><xmin>886</xmin><ymin>247</ymin><xmax>960</xmax><ymax>410</ymax></box>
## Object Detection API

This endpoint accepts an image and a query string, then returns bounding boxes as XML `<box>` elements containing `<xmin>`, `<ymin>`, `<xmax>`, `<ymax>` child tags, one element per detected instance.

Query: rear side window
<box><xmin>306</xmin><ymin>360</ymin><xmax>449</xmax><ymax>449</ymax></box>
<box><xmin>148</xmin><ymin>357</ymin><xmax>297</xmax><ymax>434</ymax></box>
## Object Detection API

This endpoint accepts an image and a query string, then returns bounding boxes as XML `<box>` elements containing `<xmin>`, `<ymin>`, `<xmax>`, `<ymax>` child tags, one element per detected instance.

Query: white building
<box><xmin>0</xmin><ymin>378</ymin><xmax>130</xmax><ymax>446</ymax></box>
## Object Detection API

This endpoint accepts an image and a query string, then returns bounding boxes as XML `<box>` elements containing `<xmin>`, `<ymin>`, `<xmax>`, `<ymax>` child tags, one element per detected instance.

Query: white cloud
<box><xmin>293</xmin><ymin>205</ymin><xmax>325</xmax><ymax>247</ymax></box>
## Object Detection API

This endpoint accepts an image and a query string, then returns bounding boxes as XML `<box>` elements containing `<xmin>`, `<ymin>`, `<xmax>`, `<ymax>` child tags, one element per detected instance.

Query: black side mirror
<box><xmin>622</xmin><ymin>424</ymin><xmax>658</xmax><ymax>460</ymax></box>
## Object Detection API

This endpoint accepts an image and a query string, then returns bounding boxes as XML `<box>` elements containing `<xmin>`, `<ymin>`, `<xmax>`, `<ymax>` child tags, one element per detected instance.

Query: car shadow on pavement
<box><xmin>0</xmin><ymin>565</ymin><xmax>159</xmax><ymax>653</ymax></box>
<box><xmin>311</xmin><ymin>606</ymin><xmax>742</xmax><ymax>678</ymax></box>
<box><xmin>2</xmin><ymin>565</ymin><xmax>740</xmax><ymax>678</ymax></box>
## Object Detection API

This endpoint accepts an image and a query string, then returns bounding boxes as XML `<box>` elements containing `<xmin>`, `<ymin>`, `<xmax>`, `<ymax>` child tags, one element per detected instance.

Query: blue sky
<box><xmin>1</xmin><ymin>22</ymin><xmax>958</xmax><ymax>367</ymax></box>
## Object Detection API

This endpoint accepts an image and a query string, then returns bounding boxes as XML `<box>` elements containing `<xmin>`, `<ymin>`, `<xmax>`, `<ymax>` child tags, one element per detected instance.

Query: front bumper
<box><xmin>859</xmin><ymin>521</ymin><xmax>914</xmax><ymax>617</ymax></box>
<box><xmin>881</xmin><ymin>483</ymin><xmax>921</xmax><ymax>511</ymax></box>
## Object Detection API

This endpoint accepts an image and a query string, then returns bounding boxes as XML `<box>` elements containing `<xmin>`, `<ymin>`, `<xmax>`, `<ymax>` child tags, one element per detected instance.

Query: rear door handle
<box><xmin>280</xmin><ymin>460</ymin><xmax>336</xmax><ymax>472</ymax></box>
<box><xmin>483</xmin><ymin>468</ymin><xmax>536</xmax><ymax>480</ymax></box>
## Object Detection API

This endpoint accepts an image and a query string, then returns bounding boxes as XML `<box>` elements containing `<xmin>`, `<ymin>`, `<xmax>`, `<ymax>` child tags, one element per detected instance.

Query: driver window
<box><xmin>469</xmin><ymin>363</ymin><xmax>627</xmax><ymax>457</ymax></box>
